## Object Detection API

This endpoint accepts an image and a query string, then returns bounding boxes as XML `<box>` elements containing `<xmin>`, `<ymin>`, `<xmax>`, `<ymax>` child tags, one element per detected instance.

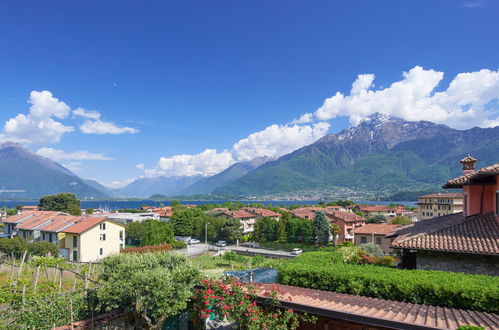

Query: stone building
<box><xmin>387</xmin><ymin>156</ymin><xmax>499</xmax><ymax>276</ymax></box>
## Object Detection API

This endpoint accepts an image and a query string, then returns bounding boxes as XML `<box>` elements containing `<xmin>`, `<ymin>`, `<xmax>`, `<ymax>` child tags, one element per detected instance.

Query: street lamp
<box><xmin>205</xmin><ymin>222</ymin><xmax>210</xmax><ymax>246</ymax></box>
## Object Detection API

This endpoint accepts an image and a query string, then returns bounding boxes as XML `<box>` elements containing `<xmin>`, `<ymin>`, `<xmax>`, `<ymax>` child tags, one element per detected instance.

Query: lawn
<box><xmin>190</xmin><ymin>252</ymin><xmax>278</xmax><ymax>278</ymax></box>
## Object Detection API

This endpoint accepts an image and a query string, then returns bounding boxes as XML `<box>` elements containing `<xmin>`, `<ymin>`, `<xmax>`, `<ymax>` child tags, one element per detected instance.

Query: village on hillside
<box><xmin>0</xmin><ymin>155</ymin><xmax>497</xmax><ymax>329</ymax></box>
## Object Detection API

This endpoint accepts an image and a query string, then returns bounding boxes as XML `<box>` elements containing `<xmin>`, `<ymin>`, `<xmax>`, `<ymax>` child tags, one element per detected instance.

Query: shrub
<box><xmin>277</xmin><ymin>252</ymin><xmax>499</xmax><ymax>312</ymax></box>
<box><xmin>172</xmin><ymin>239</ymin><xmax>187</xmax><ymax>249</ymax></box>
<box><xmin>121</xmin><ymin>244</ymin><xmax>172</xmax><ymax>254</ymax></box>
<box><xmin>374</xmin><ymin>255</ymin><xmax>396</xmax><ymax>266</ymax></box>
<box><xmin>337</xmin><ymin>246</ymin><xmax>366</xmax><ymax>264</ymax></box>
<box><xmin>359</xmin><ymin>243</ymin><xmax>383</xmax><ymax>256</ymax></box>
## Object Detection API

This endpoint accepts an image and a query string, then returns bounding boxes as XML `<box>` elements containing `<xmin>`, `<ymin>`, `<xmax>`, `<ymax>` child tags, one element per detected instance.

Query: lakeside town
<box><xmin>0</xmin><ymin>155</ymin><xmax>497</xmax><ymax>328</ymax></box>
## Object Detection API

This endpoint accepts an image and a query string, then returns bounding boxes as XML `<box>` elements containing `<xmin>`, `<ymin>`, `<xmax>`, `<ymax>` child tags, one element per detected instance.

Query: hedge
<box><xmin>121</xmin><ymin>244</ymin><xmax>172</xmax><ymax>254</ymax></box>
<box><xmin>277</xmin><ymin>252</ymin><xmax>499</xmax><ymax>313</ymax></box>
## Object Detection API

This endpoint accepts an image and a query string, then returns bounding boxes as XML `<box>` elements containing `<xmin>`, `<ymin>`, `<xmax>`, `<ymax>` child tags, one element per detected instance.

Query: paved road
<box><xmin>186</xmin><ymin>243</ymin><xmax>209</xmax><ymax>257</ymax></box>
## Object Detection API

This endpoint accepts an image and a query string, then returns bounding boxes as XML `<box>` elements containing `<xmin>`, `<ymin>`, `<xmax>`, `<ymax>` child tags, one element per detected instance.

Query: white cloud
<box><xmin>136</xmin><ymin>163</ymin><xmax>145</xmax><ymax>170</ymax></box>
<box><xmin>290</xmin><ymin>113</ymin><xmax>313</xmax><ymax>124</ymax></box>
<box><xmin>232</xmin><ymin>122</ymin><xmax>330</xmax><ymax>161</ymax></box>
<box><xmin>148</xmin><ymin>122</ymin><xmax>330</xmax><ymax>177</ymax></box>
<box><xmin>73</xmin><ymin>108</ymin><xmax>101</xmax><ymax>120</ymax></box>
<box><xmin>105</xmin><ymin>178</ymin><xmax>136</xmax><ymax>189</ymax></box>
<box><xmin>63</xmin><ymin>162</ymin><xmax>83</xmax><ymax>172</ymax></box>
<box><xmin>157</xmin><ymin>149</ymin><xmax>235</xmax><ymax>177</ymax></box>
<box><xmin>80</xmin><ymin>119</ymin><xmax>139</xmax><ymax>134</ymax></box>
<box><xmin>36</xmin><ymin>147</ymin><xmax>113</xmax><ymax>161</ymax></box>
<box><xmin>1</xmin><ymin>90</ymin><xmax>74</xmax><ymax>145</ymax></box>
<box><xmin>314</xmin><ymin>66</ymin><xmax>499</xmax><ymax>129</ymax></box>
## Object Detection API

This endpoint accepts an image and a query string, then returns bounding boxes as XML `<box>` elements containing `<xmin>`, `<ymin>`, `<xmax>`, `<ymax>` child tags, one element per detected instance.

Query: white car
<box><xmin>291</xmin><ymin>248</ymin><xmax>303</xmax><ymax>255</ymax></box>
<box><xmin>188</xmin><ymin>239</ymin><xmax>200</xmax><ymax>245</ymax></box>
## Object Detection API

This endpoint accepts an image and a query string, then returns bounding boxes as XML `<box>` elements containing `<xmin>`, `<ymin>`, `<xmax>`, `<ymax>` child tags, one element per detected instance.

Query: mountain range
<box><xmin>1</xmin><ymin>113</ymin><xmax>498</xmax><ymax>200</ymax></box>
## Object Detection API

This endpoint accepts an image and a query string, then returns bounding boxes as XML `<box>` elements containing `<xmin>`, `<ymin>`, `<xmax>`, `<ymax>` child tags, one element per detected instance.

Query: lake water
<box><xmin>0</xmin><ymin>199</ymin><xmax>416</xmax><ymax>209</ymax></box>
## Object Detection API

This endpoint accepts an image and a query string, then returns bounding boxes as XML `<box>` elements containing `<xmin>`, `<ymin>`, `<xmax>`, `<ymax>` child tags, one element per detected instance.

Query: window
<box><xmin>496</xmin><ymin>191</ymin><xmax>499</xmax><ymax>216</ymax></box>
<box><xmin>119</xmin><ymin>231</ymin><xmax>124</xmax><ymax>240</ymax></box>
<box><xmin>72</xmin><ymin>250</ymin><xmax>78</xmax><ymax>262</ymax></box>
<box><xmin>376</xmin><ymin>237</ymin><xmax>382</xmax><ymax>245</ymax></box>
<box><xmin>99</xmin><ymin>248</ymin><xmax>103</xmax><ymax>256</ymax></box>
<box><xmin>99</xmin><ymin>223</ymin><xmax>106</xmax><ymax>230</ymax></box>
<box><xmin>100</xmin><ymin>234</ymin><xmax>106</xmax><ymax>241</ymax></box>
<box><xmin>73</xmin><ymin>236</ymin><xmax>78</xmax><ymax>248</ymax></box>
<box><xmin>49</xmin><ymin>233</ymin><xmax>53</xmax><ymax>243</ymax></box>
<box><xmin>360</xmin><ymin>236</ymin><xmax>367</xmax><ymax>244</ymax></box>
<box><xmin>42</xmin><ymin>232</ymin><xmax>46</xmax><ymax>240</ymax></box>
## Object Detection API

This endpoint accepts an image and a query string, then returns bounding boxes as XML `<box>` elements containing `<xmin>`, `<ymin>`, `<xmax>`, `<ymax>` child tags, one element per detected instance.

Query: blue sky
<box><xmin>0</xmin><ymin>0</ymin><xmax>498</xmax><ymax>187</ymax></box>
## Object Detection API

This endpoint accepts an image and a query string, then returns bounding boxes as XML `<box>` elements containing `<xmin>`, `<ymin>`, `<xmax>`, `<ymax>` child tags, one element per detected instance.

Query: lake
<box><xmin>0</xmin><ymin>199</ymin><xmax>416</xmax><ymax>209</ymax></box>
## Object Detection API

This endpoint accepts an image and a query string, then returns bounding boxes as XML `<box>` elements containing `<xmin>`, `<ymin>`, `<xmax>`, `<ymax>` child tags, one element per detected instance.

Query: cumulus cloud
<box><xmin>36</xmin><ymin>147</ymin><xmax>113</xmax><ymax>161</ymax></box>
<box><xmin>148</xmin><ymin>122</ymin><xmax>330</xmax><ymax>177</ymax></box>
<box><xmin>157</xmin><ymin>149</ymin><xmax>235</xmax><ymax>177</ymax></box>
<box><xmin>73</xmin><ymin>108</ymin><xmax>101</xmax><ymax>120</ymax></box>
<box><xmin>136</xmin><ymin>163</ymin><xmax>145</xmax><ymax>170</ymax></box>
<box><xmin>105</xmin><ymin>178</ymin><xmax>136</xmax><ymax>189</ymax></box>
<box><xmin>314</xmin><ymin>66</ymin><xmax>499</xmax><ymax>129</ymax></box>
<box><xmin>233</xmin><ymin>122</ymin><xmax>330</xmax><ymax>161</ymax></box>
<box><xmin>80</xmin><ymin>119</ymin><xmax>139</xmax><ymax>134</ymax></box>
<box><xmin>1</xmin><ymin>91</ymin><xmax>74</xmax><ymax>145</ymax></box>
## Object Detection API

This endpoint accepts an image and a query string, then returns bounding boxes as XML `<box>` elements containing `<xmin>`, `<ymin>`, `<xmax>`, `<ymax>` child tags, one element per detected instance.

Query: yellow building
<box><xmin>2</xmin><ymin>211</ymin><xmax>125</xmax><ymax>262</ymax></box>
<box><xmin>416</xmin><ymin>193</ymin><xmax>463</xmax><ymax>221</ymax></box>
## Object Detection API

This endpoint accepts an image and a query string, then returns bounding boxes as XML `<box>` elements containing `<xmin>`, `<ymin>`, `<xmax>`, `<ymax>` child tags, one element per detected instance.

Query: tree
<box><xmin>97</xmin><ymin>252</ymin><xmax>199</xmax><ymax>328</ymax></box>
<box><xmin>366</xmin><ymin>215</ymin><xmax>386</xmax><ymax>224</ymax></box>
<box><xmin>223</xmin><ymin>250</ymin><xmax>238</xmax><ymax>270</ymax></box>
<box><xmin>126</xmin><ymin>220</ymin><xmax>175</xmax><ymax>246</ymax></box>
<box><xmin>219</xmin><ymin>218</ymin><xmax>242</xmax><ymax>243</ymax></box>
<box><xmin>193</xmin><ymin>216</ymin><xmax>225</xmax><ymax>242</ymax></box>
<box><xmin>171</xmin><ymin>208</ymin><xmax>204</xmax><ymax>236</ymax></box>
<box><xmin>284</xmin><ymin>215</ymin><xmax>302</xmax><ymax>242</ymax></box>
<box><xmin>313</xmin><ymin>211</ymin><xmax>330</xmax><ymax>246</ymax></box>
<box><xmin>276</xmin><ymin>218</ymin><xmax>287</xmax><ymax>243</ymax></box>
<box><xmin>85</xmin><ymin>208</ymin><xmax>94</xmax><ymax>215</ymax></box>
<box><xmin>330</xmin><ymin>223</ymin><xmax>340</xmax><ymax>247</ymax></box>
<box><xmin>252</xmin><ymin>217</ymin><xmax>278</xmax><ymax>243</ymax></box>
<box><xmin>391</xmin><ymin>216</ymin><xmax>413</xmax><ymax>225</ymax></box>
<box><xmin>359</xmin><ymin>243</ymin><xmax>384</xmax><ymax>256</ymax></box>
<box><xmin>170</xmin><ymin>200</ymin><xmax>181</xmax><ymax>207</ymax></box>
<box><xmin>299</xmin><ymin>218</ymin><xmax>314</xmax><ymax>243</ymax></box>
<box><xmin>38</xmin><ymin>193</ymin><xmax>81</xmax><ymax>216</ymax></box>
<box><xmin>28</xmin><ymin>241</ymin><xmax>59</xmax><ymax>256</ymax></box>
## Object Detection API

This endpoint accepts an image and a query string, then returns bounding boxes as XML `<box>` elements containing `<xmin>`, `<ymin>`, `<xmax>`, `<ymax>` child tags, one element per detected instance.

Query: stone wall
<box><xmin>416</xmin><ymin>251</ymin><xmax>499</xmax><ymax>276</ymax></box>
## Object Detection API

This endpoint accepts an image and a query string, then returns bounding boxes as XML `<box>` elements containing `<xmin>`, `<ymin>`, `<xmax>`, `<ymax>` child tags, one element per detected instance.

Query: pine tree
<box><xmin>313</xmin><ymin>211</ymin><xmax>330</xmax><ymax>246</ymax></box>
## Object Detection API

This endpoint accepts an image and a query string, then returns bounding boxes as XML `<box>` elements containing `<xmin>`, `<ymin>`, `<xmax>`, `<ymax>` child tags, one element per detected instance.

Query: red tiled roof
<box><xmin>223</xmin><ymin>210</ymin><xmax>255</xmax><ymax>219</ymax></box>
<box><xmin>289</xmin><ymin>209</ymin><xmax>316</xmax><ymax>220</ymax></box>
<box><xmin>63</xmin><ymin>217</ymin><xmax>109</xmax><ymax>234</ymax></box>
<box><xmin>389</xmin><ymin>212</ymin><xmax>499</xmax><ymax>255</ymax></box>
<box><xmin>255</xmin><ymin>284</ymin><xmax>499</xmax><ymax>330</ymax></box>
<box><xmin>418</xmin><ymin>192</ymin><xmax>463</xmax><ymax>199</ymax></box>
<box><xmin>241</xmin><ymin>207</ymin><xmax>281</xmax><ymax>217</ymax></box>
<box><xmin>443</xmin><ymin>162</ymin><xmax>499</xmax><ymax>188</ymax></box>
<box><xmin>359</xmin><ymin>206</ymin><xmax>397</xmax><ymax>212</ymax></box>
<box><xmin>1</xmin><ymin>211</ymin><xmax>63</xmax><ymax>224</ymax></box>
<box><xmin>326</xmin><ymin>210</ymin><xmax>366</xmax><ymax>223</ymax></box>
<box><xmin>353</xmin><ymin>223</ymin><xmax>402</xmax><ymax>235</ymax></box>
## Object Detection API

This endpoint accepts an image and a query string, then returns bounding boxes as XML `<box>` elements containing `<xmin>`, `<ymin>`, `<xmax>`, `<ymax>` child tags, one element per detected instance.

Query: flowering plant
<box><xmin>190</xmin><ymin>278</ymin><xmax>315</xmax><ymax>330</ymax></box>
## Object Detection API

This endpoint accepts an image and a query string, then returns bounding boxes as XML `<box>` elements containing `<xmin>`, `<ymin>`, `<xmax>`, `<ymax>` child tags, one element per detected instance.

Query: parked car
<box><xmin>215</xmin><ymin>240</ymin><xmax>227</xmax><ymax>247</ymax></box>
<box><xmin>188</xmin><ymin>239</ymin><xmax>200</xmax><ymax>245</ymax></box>
<box><xmin>291</xmin><ymin>248</ymin><xmax>303</xmax><ymax>255</ymax></box>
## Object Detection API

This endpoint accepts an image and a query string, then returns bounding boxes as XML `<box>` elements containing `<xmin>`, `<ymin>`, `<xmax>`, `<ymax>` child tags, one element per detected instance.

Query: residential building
<box><xmin>241</xmin><ymin>207</ymin><xmax>281</xmax><ymax>220</ymax></box>
<box><xmin>21</xmin><ymin>205</ymin><xmax>38</xmax><ymax>212</ymax></box>
<box><xmin>388</xmin><ymin>156</ymin><xmax>499</xmax><ymax>276</ymax></box>
<box><xmin>416</xmin><ymin>192</ymin><xmax>463</xmax><ymax>221</ymax></box>
<box><xmin>99</xmin><ymin>211</ymin><xmax>159</xmax><ymax>224</ymax></box>
<box><xmin>218</xmin><ymin>210</ymin><xmax>257</xmax><ymax>234</ymax></box>
<box><xmin>326</xmin><ymin>210</ymin><xmax>366</xmax><ymax>244</ymax></box>
<box><xmin>357</xmin><ymin>205</ymin><xmax>399</xmax><ymax>219</ymax></box>
<box><xmin>353</xmin><ymin>223</ymin><xmax>401</xmax><ymax>255</ymax></box>
<box><xmin>1</xmin><ymin>211</ymin><xmax>125</xmax><ymax>262</ymax></box>
<box><xmin>151</xmin><ymin>207</ymin><xmax>173</xmax><ymax>220</ymax></box>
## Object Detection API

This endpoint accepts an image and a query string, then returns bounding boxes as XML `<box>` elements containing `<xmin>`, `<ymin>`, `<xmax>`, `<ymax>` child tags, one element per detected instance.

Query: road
<box><xmin>225</xmin><ymin>245</ymin><xmax>296</xmax><ymax>258</ymax></box>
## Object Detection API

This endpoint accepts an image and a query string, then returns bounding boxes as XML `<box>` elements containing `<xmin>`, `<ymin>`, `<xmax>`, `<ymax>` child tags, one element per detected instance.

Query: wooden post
<box><xmin>14</xmin><ymin>250</ymin><xmax>27</xmax><ymax>289</ymax></box>
<box><xmin>58</xmin><ymin>268</ymin><xmax>63</xmax><ymax>294</ymax></box>
<box><xmin>44</xmin><ymin>262</ymin><xmax>49</xmax><ymax>281</ymax></box>
<box><xmin>21</xmin><ymin>284</ymin><xmax>26</xmax><ymax>313</ymax></box>
<box><xmin>72</xmin><ymin>263</ymin><xmax>80</xmax><ymax>292</ymax></box>
<box><xmin>84</xmin><ymin>262</ymin><xmax>92</xmax><ymax>294</ymax></box>
<box><xmin>9</xmin><ymin>258</ymin><xmax>15</xmax><ymax>283</ymax></box>
<box><xmin>53</xmin><ymin>265</ymin><xmax>58</xmax><ymax>284</ymax></box>
<box><xmin>33</xmin><ymin>264</ymin><xmax>41</xmax><ymax>293</ymax></box>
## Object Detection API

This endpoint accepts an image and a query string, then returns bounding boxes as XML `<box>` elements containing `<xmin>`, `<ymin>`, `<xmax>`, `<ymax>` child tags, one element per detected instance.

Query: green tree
<box><xmin>97</xmin><ymin>252</ymin><xmax>199</xmax><ymax>328</ymax></box>
<box><xmin>140</xmin><ymin>220</ymin><xmax>175</xmax><ymax>246</ymax></box>
<box><xmin>276</xmin><ymin>218</ymin><xmax>287</xmax><ymax>243</ymax></box>
<box><xmin>252</xmin><ymin>217</ymin><xmax>278</xmax><ymax>243</ymax></box>
<box><xmin>223</xmin><ymin>250</ymin><xmax>238</xmax><ymax>270</ymax></box>
<box><xmin>299</xmin><ymin>218</ymin><xmax>314</xmax><ymax>243</ymax></box>
<box><xmin>391</xmin><ymin>216</ymin><xmax>413</xmax><ymax>225</ymax></box>
<box><xmin>38</xmin><ymin>193</ymin><xmax>81</xmax><ymax>216</ymax></box>
<box><xmin>366</xmin><ymin>215</ymin><xmax>386</xmax><ymax>224</ymax></box>
<box><xmin>313</xmin><ymin>211</ymin><xmax>329</xmax><ymax>246</ymax></box>
<box><xmin>330</xmin><ymin>223</ymin><xmax>340</xmax><ymax>247</ymax></box>
<box><xmin>170</xmin><ymin>200</ymin><xmax>181</xmax><ymax>207</ymax></box>
<box><xmin>284</xmin><ymin>215</ymin><xmax>302</xmax><ymax>242</ymax></box>
<box><xmin>171</xmin><ymin>208</ymin><xmax>204</xmax><ymax>236</ymax></box>
<box><xmin>219</xmin><ymin>218</ymin><xmax>242</xmax><ymax>243</ymax></box>
<box><xmin>85</xmin><ymin>208</ymin><xmax>94</xmax><ymax>215</ymax></box>
<box><xmin>28</xmin><ymin>241</ymin><xmax>59</xmax><ymax>256</ymax></box>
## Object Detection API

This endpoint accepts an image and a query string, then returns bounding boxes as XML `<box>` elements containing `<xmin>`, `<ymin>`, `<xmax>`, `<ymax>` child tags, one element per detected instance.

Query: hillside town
<box><xmin>0</xmin><ymin>155</ymin><xmax>497</xmax><ymax>329</ymax></box>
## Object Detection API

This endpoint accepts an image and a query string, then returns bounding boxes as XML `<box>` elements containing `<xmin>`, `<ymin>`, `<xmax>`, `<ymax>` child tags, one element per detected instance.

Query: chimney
<box><xmin>460</xmin><ymin>155</ymin><xmax>477</xmax><ymax>175</ymax></box>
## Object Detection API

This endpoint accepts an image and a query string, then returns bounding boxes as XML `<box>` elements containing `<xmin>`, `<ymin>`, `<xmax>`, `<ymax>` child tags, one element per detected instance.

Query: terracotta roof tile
<box><xmin>444</xmin><ymin>162</ymin><xmax>499</xmax><ymax>188</ymax></box>
<box><xmin>353</xmin><ymin>223</ymin><xmax>402</xmax><ymax>235</ymax></box>
<box><xmin>326</xmin><ymin>210</ymin><xmax>366</xmax><ymax>223</ymax></box>
<box><xmin>63</xmin><ymin>217</ymin><xmax>109</xmax><ymax>234</ymax></box>
<box><xmin>241</xmin><ymin>207</ymin><xmax>281</xmax><ymax>217</ymax></box>
<box><xmin>223</xmin><ymin>210</ymin><xmax>255</xmax><ymax>219</ymax></box>
<box><xmin>389</xmin><ymin>212</ymin><xmax>499</xmax><ymax>255</ymax></box>
<box><xmin>255</xmin><ymin>284</ymin><xmax>499</xmax><ymax>329</ymax></box>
